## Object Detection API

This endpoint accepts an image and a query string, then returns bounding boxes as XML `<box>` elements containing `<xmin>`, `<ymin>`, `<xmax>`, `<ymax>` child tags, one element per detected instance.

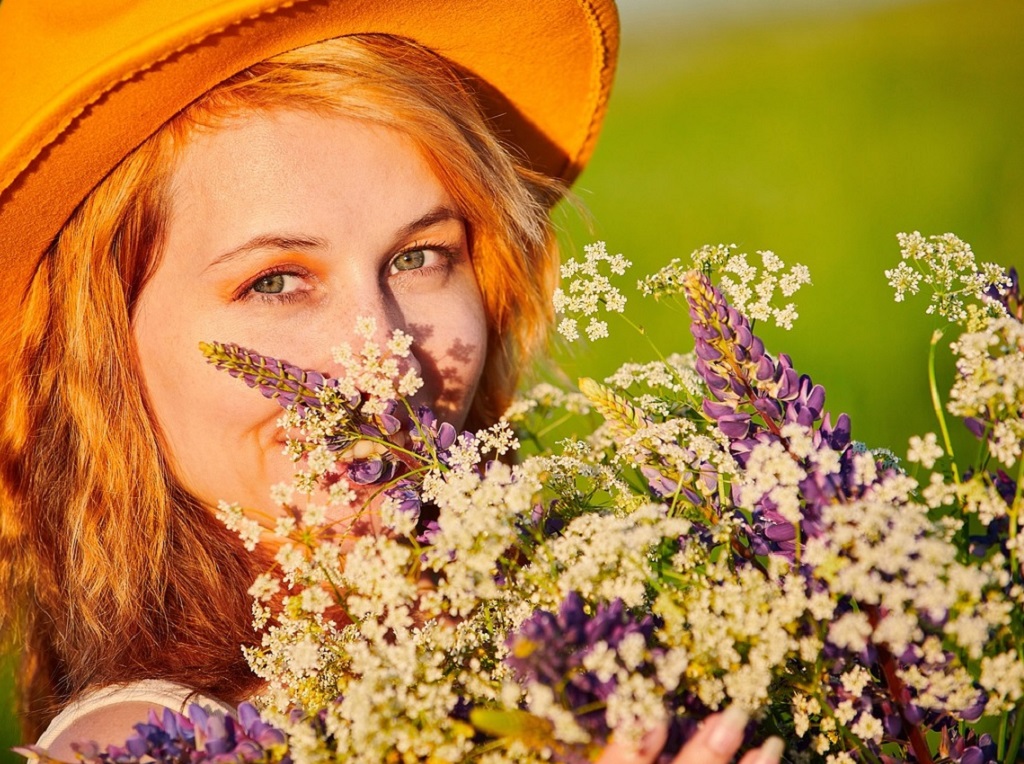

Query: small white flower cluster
<box><xmin>737</xmin><ymin>425</ymin><xmax>843</xmax><ymax>525</ymax></box>
<box><xmin>717</xmin><ymin>249</ymin><xmax>811</xmax><ymax>330</ymax></box>
<box><xmin>528</xmin><ymin>503</ymin><xmax>690</xmax><ymax>610</ymax></box>
<box><xmin>886</xmin><ymin>231</ymin><xmax>1011</xmax><ymax>324</ymax></box>
<box><xmin>215</xmin><ymin>499</ymin><xmax>264</xmax><ymax>551</ymax></box>
<box><xmin>603</xmin><ymin>353</ymin><xmax>705</xmax><ymax>403</ymax></box>
<box><xmin>325</xmin><ymin>625</ymin><xmax>477</xmax><ymax>764</ymax></box>
<box><xmin>418</xmin><ymin>464</ymin><xmax>529</xmax><ymax>615</ymax></box>
<box><xmin>948</xmin><ymin>315</ymin><xmax>1024</xmax><ymax>465</ymax></box>
<box><xmin>553</xmin><ymin>241</ymin><xmax>631</xmax><ymax>342</ymax></box>
<box><xmin>636</xmin><ymin>256</ymin><xmax>691</xmax><ymax>299</ymax></box>
<box><xmin>638</xmin><ymin>245</ymin><xmax>811</xmax><ymax>330</ymax></box>
<box><xmin>979</xmin><ymin>650</ymin><xmax>1024</xmax><ymax>714</ymax></box>
<box><xmin>618</xmin><ymin>420</ymin><xmax>699</xmax><ymax>482</ymax></box>
<box><xmin>738</xmin><ymin>440</ymin><xmax>806</xmax><ymax>524</ymax></box>
<box><xmin>805</xmin><ymin>475</ymin><xmax>1007</xmax><ymax>665</ymax></box>
<box><xmin>924</xmin><ymin>469</ymin><xmax>1013</xmax><ymax>526</ymax></box>
<box><xmin>502</xmin><ymin>382</ymin><xmax>592</xmax><ymax>423</ymax></box>
<box><xmin>906</xmin><ymin>432</ymin><xmax>944</xmax><ymax>469</ymax></box>
<box><xmin>654</xmin><ymin>550</ymin><xmax>815</xmax><ymax>712</ymax></box>
<box><xmin>331</xmin><ymin>317</ymin><xmax>423</xmax><ymax>414</ymax></box>
<box><xmin>689</xmin><ymin>242</ymin><xmax>738</xmax><ymax>272</ymax></box>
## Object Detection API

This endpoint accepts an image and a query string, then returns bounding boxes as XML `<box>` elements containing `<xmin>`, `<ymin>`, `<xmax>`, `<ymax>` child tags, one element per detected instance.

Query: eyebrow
<box><xmin>394</xmin><ymin>206</ymin><xmax>462</xmax><ymax>241</ymax></box>
<box><xmin>206</xmin><ymin>233</ymin><xmax>329</xmax><ymax>270</ymax></box>
<box><xmin>205</xmin><ymin>206</ymin><xmax>463</xmax><ymax>270</ymax></box>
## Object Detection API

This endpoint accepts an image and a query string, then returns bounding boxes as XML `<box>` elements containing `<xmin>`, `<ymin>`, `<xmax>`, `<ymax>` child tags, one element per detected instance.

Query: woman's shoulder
<box><xmin>34</xmin><ymin>679</ymin><xmax>234</xmax><ymax>760</ymax></box>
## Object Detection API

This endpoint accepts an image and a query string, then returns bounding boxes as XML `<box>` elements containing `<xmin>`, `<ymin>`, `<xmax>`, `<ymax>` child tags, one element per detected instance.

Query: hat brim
<box><xmin>0</xmin><ymin>0</ymin><xmax>618</xmax><ymax>342</ymax></box>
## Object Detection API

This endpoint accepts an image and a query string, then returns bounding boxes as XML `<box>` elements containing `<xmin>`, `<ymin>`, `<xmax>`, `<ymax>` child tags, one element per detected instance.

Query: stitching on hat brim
<box><xmin>563</xmin><ymin>0</ymin><xmax>618</xmax><ymax>184</ymax></box>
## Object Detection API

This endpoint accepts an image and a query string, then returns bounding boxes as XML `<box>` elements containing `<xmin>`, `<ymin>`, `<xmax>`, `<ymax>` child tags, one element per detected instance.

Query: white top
<box><xmin>36</xmin><ymin>679</ymin><xmax>235</xmax><ymax>750</ymax></box>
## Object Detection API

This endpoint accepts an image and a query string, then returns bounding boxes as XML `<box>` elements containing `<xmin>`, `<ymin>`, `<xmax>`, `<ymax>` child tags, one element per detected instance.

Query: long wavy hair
<box><xmin>0</xmin><ymin>34</ymin><xmax>561</xmax><ymax>738</ymax></box>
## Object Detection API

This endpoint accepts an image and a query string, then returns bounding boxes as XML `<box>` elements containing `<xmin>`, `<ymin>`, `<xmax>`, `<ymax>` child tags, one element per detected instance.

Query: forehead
<box><xmin>162</xmin><ymin>109</ymin><xmax>456</xmax><ymax>258</ymax></box>
<box><xmin>168</xmin><ymin>108</ymin><xmax>443</xmax><ymax>204</ymax></box>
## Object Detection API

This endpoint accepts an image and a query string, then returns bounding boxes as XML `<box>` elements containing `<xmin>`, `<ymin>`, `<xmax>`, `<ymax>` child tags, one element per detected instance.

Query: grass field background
<box><xmin>2</xmin><ymin>0</ymin><xmax>1022</xmax><ymax>755</ymax></box>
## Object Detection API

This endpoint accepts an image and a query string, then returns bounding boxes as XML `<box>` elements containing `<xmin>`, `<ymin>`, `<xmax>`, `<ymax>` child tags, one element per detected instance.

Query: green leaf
<box><xmin>470</xmin><ymin>708</ymin><xmax>555</xmax><ymax>745</ymax></box>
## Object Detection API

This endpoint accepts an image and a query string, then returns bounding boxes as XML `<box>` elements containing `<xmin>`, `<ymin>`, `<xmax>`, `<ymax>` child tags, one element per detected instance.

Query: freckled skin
<box><xmin>133</xmin><ymin>110</ymin><xmax>487</xmax><ymax>522</ymax></box>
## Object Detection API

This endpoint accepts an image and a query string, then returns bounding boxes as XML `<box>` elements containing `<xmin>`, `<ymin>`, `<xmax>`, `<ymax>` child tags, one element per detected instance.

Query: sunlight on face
<box><xmin>132</xmin><ymin>110</ymin><xmax>487</xmax><ymax>521</ymax></box>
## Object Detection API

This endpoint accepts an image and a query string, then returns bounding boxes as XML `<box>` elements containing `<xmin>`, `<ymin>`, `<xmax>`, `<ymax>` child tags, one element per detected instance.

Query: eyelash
<box><xmin>236</xmin><ymin>266</ymin><xmax>312</xmax><ymax>305</ymax></box>
<box><xmin>392</xmin><ymin>240</ymin><xmax>459</xmax><ymax>276</ymax></box>
<box><xmin>235</xmin><ymin>241</ymin><xmax>459</xmax><ymax>304</ymax></box>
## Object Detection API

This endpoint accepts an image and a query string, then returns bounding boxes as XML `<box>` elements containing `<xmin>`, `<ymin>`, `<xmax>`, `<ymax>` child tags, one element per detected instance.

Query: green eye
<box><xmin>252</xmin><ymin>274</ymin><xmax>286</xmax><ymax>293</ymax></box>
<box><xmin>392</xmin><ymin>250</ymin><xmax>426</xmax><ymax>272</ymax></box>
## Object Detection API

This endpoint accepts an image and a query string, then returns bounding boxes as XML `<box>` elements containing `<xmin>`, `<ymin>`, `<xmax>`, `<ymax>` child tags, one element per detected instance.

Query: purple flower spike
<box><xmin>125</xmin><ymin>735</ymin><xmax>149</xmax><ymax>758</ymax></box>
<box><xmin>200</xmin><ymin>341</ymin><xmax>345</xmax><ymax>416</ymax></box>
<box><xmin>959</xmin><ymin>748</ymin><xmax>985</xmax><ymax>764</ymax></box>
<box><xmin>717</xmin><ymin>412</ymin><xmax>751</xmax><ymax>439</ymax></box>
<box><xmin>409</xmin><ymin>406</ymin><xmax>465</xmax><ymax>465</ymax></box>
<box><xmin>189</xmin><ymin>704</ymin><xmax>210</xmax><ymax>728</ymax></box>
<box><xmin>378</xmin><ymin>412</ymin><xmax>402</xmax><ymax>435</ymax></box>
<box><xmin>201</xmin><ymin>713</ymin><xmax>235</xmax><ymax>756</ymax></box>
<box><xmin>418</xmin><ymin>519</ymin><xmax>441</xmax><ymax>546</ymax></box>
<box><xmin>680</xmin><ymin>269</ymin><xmax>867</xmax><ymax>559</ymax></box>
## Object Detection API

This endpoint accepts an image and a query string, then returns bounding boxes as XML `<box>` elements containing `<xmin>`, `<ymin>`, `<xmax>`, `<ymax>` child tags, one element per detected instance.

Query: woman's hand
<box><xmin>597</xmin><ymin>707</ymin><xmax>784</xmax><ymax>764</ymax></box>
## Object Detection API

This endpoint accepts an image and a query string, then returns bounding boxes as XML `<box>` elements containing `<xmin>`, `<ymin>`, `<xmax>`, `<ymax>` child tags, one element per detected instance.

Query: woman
<box><xmin>0</xmin><ymin>1</ymin><xmax>782</xmax><ymax>762</ymax></box>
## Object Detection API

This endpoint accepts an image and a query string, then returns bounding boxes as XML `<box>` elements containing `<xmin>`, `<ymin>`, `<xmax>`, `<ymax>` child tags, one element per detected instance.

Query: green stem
<box><xmin>1015</xmin><ymin>455</ymin><xmax>1024</xmax><ymax>522</ymax></box>
<box><xmin>613</xmin><ymin>302</ymin><xmax>670</xmax><ymax>364</ymax></box>
<box><xmin>1008</xmin><ymin>457</ymin><xmax>1024</xmax><ymax>580</ymax></box>
<box><xmin>1007</xmin><ymin>702</ymin><xmax>1024</xmax><ymax>764</ymax></box>
<box><xmin>927</xmin><ymin>330</ymin><xmax>960</xmax><ymax>485</ymax></box>
<box><xmin>534</xmin><ymin>412</ymin><xmax>577</xmax><ymax>439</ymax></box>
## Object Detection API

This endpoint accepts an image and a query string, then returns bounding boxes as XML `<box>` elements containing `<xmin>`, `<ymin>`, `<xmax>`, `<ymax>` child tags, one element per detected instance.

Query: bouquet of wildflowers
<box><xmin>29</xmin><ymin>234</ymin><xmax>1023</xmax><ymax>764</ymax></box>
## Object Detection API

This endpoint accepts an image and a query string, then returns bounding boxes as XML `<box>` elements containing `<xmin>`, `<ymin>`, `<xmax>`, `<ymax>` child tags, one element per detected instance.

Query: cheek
<box><xmin>412</xmin><ymin>285</ymin><xmax>488</xmax><ymax>421</ymax></box>
<box><xmin>133</xmin><ymin>298</ymin><xmax>288</xmax><ymax>506</ymax></box>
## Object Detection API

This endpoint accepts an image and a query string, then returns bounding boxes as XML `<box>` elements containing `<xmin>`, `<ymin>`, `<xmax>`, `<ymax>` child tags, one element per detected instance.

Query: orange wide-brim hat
<box><xmin>0</xmin><ymin>0</ymin><xmax>618</xmax><ymax>345</ymax></box>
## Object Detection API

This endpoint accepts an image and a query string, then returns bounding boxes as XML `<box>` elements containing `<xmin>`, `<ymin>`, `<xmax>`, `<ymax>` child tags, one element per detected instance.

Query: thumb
<box><xmin>595</xmin><ymin>724</ymin><xmax>669</xmax><ymax>764</ymax></box>
<box><xmin>671</xmin><ymin>706</ymin><xmax>749</xmax><ymax>764</ymax></box>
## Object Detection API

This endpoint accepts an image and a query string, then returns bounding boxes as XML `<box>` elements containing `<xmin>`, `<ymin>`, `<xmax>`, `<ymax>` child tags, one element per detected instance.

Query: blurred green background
<box><xmin>2</xmin><ymin>0</ymin><xmax>1022</xmax><ymax>756</ymax></box>
<box><xmin>552</xmin><ymin>0</ymin><xmax>1024</xmax><ymax>459</ymax></box>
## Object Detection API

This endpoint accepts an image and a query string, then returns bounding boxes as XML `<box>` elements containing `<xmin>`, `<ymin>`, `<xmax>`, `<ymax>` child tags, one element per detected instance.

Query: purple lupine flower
<box><xmin>410</xmin><ymin>404</ymin><xmax>460</xmax><ymax>464</ymax></box>
<box><xmin>641</xmin><ymin>465</ymin><xmax>680</xmax><ymax>498</ymax></box>
<box><xmin>679</xmin><ymin>270</ymin><xmax>868</xmax><ymax>558</ymax></box>
<box><xmin>418</xmin><ymin>519</ymin><xmax>442</xmax><ymax>547</ymax></box>
<box><xmin>939</xmin><ymin>729</ymin><xmax>998</xmax><ymax>764</ymax></box>
<box><xmin>200</xmin><ymin>341</ymin><xmax>346</xmax><ymax>416</ymax></box>
<box><xmin>682</xmin><ymin>271</ymin><xmax>851</xmax><ymax>463</ymax></box>
<box><xmin>347</xmin><ymin>456</ymin><xmax>398</xmax><ymax>485</ymax></box>
<box><xmin>384</xmin><ymin>479</ymin><xmax>423</xmax><ymax>525</ymax></box>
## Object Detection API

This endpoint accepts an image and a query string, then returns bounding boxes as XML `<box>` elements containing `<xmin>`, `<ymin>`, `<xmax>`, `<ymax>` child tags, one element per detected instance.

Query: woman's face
<box><xmin>132</xmin><ymin>109</ymin><xmax>487</xmax><ymax>520</ymax></box>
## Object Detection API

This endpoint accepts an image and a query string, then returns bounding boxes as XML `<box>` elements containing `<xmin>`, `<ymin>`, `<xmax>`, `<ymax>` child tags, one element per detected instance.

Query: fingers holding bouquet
<box><xmin>598</xmin><ymin>708</ymin><xmax>784</xmax><ymax>764</ymax></box>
